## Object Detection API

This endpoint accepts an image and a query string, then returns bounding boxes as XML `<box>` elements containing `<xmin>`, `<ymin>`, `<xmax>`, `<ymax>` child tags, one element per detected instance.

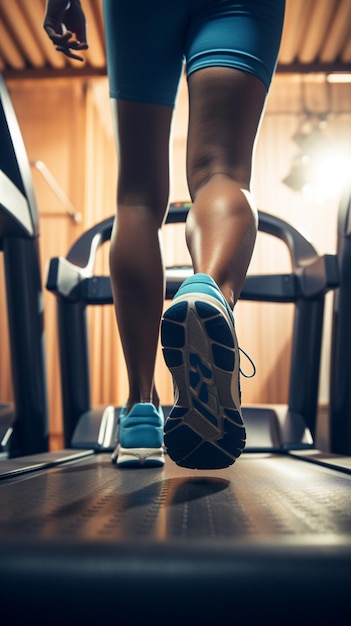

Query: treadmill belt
<box><xmin>1</xmin><ymin>453</ymin><xmax>351</xmax><ymax>540</ymax></box>
<box><xmin>0</xmin><ymin>453</ymin><xmax>350</xmax><ymax>623</ymax></box>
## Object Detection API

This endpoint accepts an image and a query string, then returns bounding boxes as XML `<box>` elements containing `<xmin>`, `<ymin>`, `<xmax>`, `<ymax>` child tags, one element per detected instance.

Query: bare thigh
<box><xmin>112</xmin><ymin>99</ymin><xmax>174</xmax><ymax>225</ymax></box>
<box><xmin>186</xmin><ymin>67</ymin><xmax>267</xmax><ymax>198</ymax></box>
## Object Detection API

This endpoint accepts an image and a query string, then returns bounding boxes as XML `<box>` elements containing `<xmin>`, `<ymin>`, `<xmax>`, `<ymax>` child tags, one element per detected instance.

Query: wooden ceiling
<box><xmin>0</xmin><ymin>0</ymin><xmax>351</xmax><ymax>79</ymax></box>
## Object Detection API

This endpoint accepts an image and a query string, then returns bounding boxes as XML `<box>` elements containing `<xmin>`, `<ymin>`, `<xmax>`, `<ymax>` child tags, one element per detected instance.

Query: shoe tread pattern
<box><xmin>161</xmin><ymin>299</ymin><xmax>245</xmax><ymax>469</ymax></box>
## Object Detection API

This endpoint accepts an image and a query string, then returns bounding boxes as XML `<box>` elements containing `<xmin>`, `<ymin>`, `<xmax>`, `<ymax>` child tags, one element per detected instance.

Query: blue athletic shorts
<box><xmin>103</xmin><ymin>0</ymin><xmax>285</xmax><ymax>107</ymax></box>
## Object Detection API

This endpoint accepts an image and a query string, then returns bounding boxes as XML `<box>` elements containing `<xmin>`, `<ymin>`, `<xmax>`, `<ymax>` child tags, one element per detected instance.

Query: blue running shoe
<box><xmin>161</xmin><ymin>273</ymin><xmax>245</xmax><ymax>469</ymax></box>
<box><xmin>112</xmin><ymin>403</ymin><xmax>165</xmax><ymax>468</ymax></box>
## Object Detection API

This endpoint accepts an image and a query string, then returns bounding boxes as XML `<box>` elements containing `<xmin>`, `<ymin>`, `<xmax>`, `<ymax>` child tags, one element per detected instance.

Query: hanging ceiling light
<box><xmin>282</xmin><ymin>114</ymin><xmax>351</xmax><ymax>198</ymax></box>
<box><xmin>282</xmin><ymin>114</ymin><xmax>327</xmax><ymax>191</ymax></box>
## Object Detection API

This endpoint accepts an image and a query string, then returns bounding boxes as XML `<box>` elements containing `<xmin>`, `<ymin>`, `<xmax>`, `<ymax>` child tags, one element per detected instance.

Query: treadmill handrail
<box><xmin>258</xmin><ymin>210</ymin><xmax>318</xmax><ymax>268</ymax></box>
<box><xmin>52</xmin><ymin>206</ymin><xmax>319</xmax><ymax>271</ymax></box>
<box><xmin>0</xmin><ymin>170</ymin><xmax>34</xmax><ymax>239</ymax></box>
<box><xmin>46</xmin><ymin>204</ymin><xmax>337</xmax><ymax>302</ymax></box>
<box><xmin>65</xmin><ymin>216</ymin><xmax>114</xmax><ymax>267</ymax></box>
<box><xmin>0</xmin><ymin>72</ymin><xmax>39</xmax><ymax>235</ymax></box>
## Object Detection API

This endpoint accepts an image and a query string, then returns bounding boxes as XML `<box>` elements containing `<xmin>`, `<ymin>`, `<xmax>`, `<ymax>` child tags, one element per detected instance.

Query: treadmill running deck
<box><xmin>0</xmin><ymin>452</ymin><xmax>350</xmax><ymax>624</ymax></box>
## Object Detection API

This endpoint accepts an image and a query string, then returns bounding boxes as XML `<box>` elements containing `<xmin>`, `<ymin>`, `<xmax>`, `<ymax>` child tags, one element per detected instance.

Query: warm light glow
<box><xmin>301</xmin><ymin>150</ymin><xmax>351</xmax><ymax>203</ymax></box>
<box><xmin>327</xmin><ymin>73</ymin><xmax>351</xmax><ymax>83</ymax></box>
<box><xmin>310</xmin><ymin>149</ymin><xmax>351</xmax><ymax>199</ymax></box>
<box><xmin>283</xmin><ymin>113</ymin><xmax>351</xmax><ymax>201</ymax></box>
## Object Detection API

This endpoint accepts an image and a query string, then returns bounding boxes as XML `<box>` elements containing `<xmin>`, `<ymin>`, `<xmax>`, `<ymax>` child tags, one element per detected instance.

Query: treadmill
<box><xmin>46</xmin><ymin>202</ymin><xmax>338</xmax><ymax>454</ymax></box>
<box><xmin>1</xmin><ymin>72</ymin><xmax>351</xmax><ymax>624</ymax></box>
<box><xmin>0</xmin><ymin>72</ymin><xmax>48</xmax><ymax>457</ymax></box>
<box><xmin>329</xmin><ymin>185</ymin><xmax>351</xmax><ymax>455</ymax></box>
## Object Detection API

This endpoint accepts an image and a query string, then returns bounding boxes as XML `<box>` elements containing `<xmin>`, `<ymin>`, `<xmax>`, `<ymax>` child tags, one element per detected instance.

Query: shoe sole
<box><xmin>161</xmin><ymin>293</ymin><xmax>245</xmax><ymax>469</ymax></box>
<box><xmin>116</xmin><ymin>445</ymin><xmax>165</xmax><ymax>468</ymax></box>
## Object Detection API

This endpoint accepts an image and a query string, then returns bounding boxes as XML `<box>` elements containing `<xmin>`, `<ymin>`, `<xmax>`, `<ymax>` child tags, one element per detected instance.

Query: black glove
<box><xmin>43</xmin><ymin>0</ymin><xmax>88</xmax><ymax>61</ymax></box>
